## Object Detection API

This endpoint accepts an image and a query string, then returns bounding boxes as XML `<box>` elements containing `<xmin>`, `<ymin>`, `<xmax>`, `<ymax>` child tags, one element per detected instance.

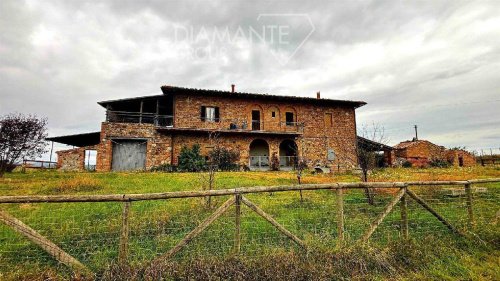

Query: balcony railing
<box><xmin>105</xmin><ymin>111</ymin><xmax>304</xmax><ymax>133</ymax></box>
<box><xmin>106</xmin><ymin>111</ymin><xmax>173</xmax><ymax>127</ymax></box>
<box><xmin>249</xmin><ymin>156</ymin><xmax>270</xmax><ymax>169</ymax></box>
<box><xmin>279</xmin><ymin>156</ymin><xmax>298</xmax><ymax>167</ymax></box>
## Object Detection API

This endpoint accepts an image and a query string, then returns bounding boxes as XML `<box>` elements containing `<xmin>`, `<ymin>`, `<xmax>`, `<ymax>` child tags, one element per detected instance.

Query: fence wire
<box><xmin>0</xmin><ymin>182</ymin><xmax>499</xmax><ymax>276</ymax></box>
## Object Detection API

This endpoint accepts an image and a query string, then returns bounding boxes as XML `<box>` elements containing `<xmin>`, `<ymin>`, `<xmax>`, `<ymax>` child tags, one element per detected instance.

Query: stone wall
<box><xmin>96</xmin><ymin>122</ymin><xmax>172</xmax><ymax>171</ymax></box>
<box><xmin>94</xmin><ymin>93</ymin><xmax>360</xmax><ymax>172</ymax></box>
<box><xmin>445</xmin><ymin>150</ymin><xmax>476</xmax><ymax>167</ymax></box>
<box><xmin>56</xmin><ymin>145</ymin><xmax>97</xmax><ymax>171</ymax></box>
<box><xmin>174</xmin><ymin>94</ymin><xmax>358</xmax><ymax>169</ymax></box>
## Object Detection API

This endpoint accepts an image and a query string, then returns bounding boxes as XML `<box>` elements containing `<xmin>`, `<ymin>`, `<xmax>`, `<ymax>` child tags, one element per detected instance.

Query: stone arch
<box><xmin>279</xmin><ymin>139</ymin><xmax>298</xmax><ymax>168</ymax></box>
<box><xmin>247</xmin><ymin>104</ymin><xmax>264</xmax><ymax>130</ymax></box>
<box><xmin>283</xmin><ymin>106</ymin><xmax>297</xmax><ymax>126</ymax></box>
<box><xmin>249</xmin><ymin>139</ymin><xmax>270</xmax><ymax>169</ymax></box>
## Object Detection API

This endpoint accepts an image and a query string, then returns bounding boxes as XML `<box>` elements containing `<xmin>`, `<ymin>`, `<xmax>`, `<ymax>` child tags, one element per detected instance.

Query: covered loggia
<box><xmin>279</xmin><ymin>139</ymin><xmax>298</xmax><ymax>169</ymax></box>
<box><xmin>249</xmin><ymin>139</ymin><xmax>270</xmax><ymax>170</ymax></box>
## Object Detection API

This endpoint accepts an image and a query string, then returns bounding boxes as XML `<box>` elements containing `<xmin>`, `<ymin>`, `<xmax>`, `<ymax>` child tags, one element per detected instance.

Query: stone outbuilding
<box><xmin>445</xmin><ymin>149</ymin><xmax>476</xmax><ymax>167</ymax></box>
<box><xmin>394</xmin><ymin>139</ymin><xmax>475</xmax><ymax>167</ymax></box>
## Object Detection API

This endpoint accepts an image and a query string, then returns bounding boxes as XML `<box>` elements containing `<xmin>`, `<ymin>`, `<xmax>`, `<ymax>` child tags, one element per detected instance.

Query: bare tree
<box><xmin>198</xmin><ymin>131</ymin><xmax>239</xmax><ymax>208</ymax></box>
<box><xmin>0</xmin><ymin>114</ymin><xmax>48</xmax><ymax>177</ymax></box>
<box><xmin>335</xmin><ymin>123</ymin><xmax>388</xmax><ymax>205</ymax></box>
<box><xmin>295</xmin><ymin>137</ymin><xmax>309</xmax><ymax>202</ymax></box>
<box><xmin>197</xmin><ymin>131</ymin><xmax>219</xmax><ymax>208</ymax></box>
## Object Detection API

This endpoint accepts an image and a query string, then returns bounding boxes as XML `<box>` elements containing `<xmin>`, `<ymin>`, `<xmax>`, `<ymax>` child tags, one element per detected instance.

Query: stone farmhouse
<box><xmin>48</xmin><ymin>85</ymin><xmax>366</xmax><ymax>172</ymax></box>
<box><xmin>393</xmin><ymin>139</ymin><xmax>476</xmax><ymax>167</ymax></box>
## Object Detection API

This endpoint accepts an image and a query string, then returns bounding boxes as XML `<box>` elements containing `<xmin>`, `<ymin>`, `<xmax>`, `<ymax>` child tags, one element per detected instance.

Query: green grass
<box><xmin>0</xmin><ymin>167</ymin><xmax>499</xmax><ymax>280</ymax></box>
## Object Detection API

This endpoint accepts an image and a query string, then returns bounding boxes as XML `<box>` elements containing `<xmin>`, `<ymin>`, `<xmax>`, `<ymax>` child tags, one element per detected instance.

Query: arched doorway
<box><xmin>279</xmin><ymin>139</ymin><xmax>298</xmax><ymax>169</ymax></box>
<box><xmin>249</xmin><ymin>139</ymin><xmax>269</xmax><ymax>169</ymax></box>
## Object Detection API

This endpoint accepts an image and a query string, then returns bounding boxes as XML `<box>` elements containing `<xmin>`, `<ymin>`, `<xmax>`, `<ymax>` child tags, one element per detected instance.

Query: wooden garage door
<box><xmin>111</xmin><ymin>140</ymin><xmax>147</xmax><ymax>171</ymax></box>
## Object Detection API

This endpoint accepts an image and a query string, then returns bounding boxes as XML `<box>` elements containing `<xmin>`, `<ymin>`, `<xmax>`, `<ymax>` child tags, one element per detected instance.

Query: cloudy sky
<box><xmin>1</xmin><ymin>0</ymin><xmax>499</xmax><ymax>158</ymax></box>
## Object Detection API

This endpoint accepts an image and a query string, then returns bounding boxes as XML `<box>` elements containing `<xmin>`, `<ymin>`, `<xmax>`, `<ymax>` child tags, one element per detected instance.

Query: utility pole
<box><xmin>414</xmin><ymin>125</ymin><xmax>418</xmax><ymax>140</ymax></box>
<box><xmin>48</xmin><ymin>141</ymin><xmax>54</xmax><ymax>168</ymax></box>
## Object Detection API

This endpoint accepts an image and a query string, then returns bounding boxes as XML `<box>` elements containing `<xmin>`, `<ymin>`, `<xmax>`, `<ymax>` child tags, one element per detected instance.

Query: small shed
<box><xmin>445</xmin><ymin>149</ymin><xmax>476</xmax><ymax>167</ymax></box>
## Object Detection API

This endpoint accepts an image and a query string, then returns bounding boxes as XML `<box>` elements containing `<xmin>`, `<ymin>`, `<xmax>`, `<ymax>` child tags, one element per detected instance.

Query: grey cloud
<box><xmin>0</xmin><ymin>0</ymin><xmax>499</xmax><ymax>159</ymax></box>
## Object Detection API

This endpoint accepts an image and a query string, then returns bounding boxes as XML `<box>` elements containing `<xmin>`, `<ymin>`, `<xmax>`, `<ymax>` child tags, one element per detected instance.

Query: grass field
<box><xmin>0</xmin><ymin>166</ymin><xmax>499</xmax><ymax>280</ymax></box>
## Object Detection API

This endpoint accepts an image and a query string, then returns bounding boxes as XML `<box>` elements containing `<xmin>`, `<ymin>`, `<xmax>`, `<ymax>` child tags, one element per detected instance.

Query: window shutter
<box><xmin>214</xmin><ymin>107</ymin><xmax>220</xmax><ymax>122</ymax></box>
<box><xmin>201</xmin><ymin>106</ymin><xmax>206</xmax><ymax>121</ymax></box>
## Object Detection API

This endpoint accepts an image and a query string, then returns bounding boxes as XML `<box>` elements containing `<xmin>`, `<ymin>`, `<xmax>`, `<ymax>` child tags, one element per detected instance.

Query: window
<box><xmin>200</xmin><ymin>106</ymin><xmax>219</xmax><ymax>122</ymax></box>
<box><xmin>324</xmin><ymin>113</ymin><xmax>333</xmax><ymax>127</ymax></box>
<box><xmin>271</xmin><ymin>111</ymin><xmax>276</xmax><ymax>118</ymax></box>
<box><xmin>285</xmin><ymin>112</ymin><xmax>294</xmax><ymax>126</ymax></box>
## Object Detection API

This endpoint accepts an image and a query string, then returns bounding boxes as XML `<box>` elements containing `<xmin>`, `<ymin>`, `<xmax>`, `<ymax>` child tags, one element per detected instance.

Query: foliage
<box><xmin>429</xmin><ymin>158</ymin><xmax>451</xmax><ymax>168</ymax></box>
<box><xmin>208</xmin><ymin>146</ymin><xmax>239</xmax><ymax>171</ymax></box>
<box><xmin>270</xmin><ymin>152</ymin><xmax>280</xmax><ymax>171</ymax></box>
<box><xmin>177</xmin><ymin>144</ymin><xmax>206</xmax><ymax>172</ymax></box>
<box><xmin>402</xmin><ymin>161</ymin><xmax>413</xmax><ymax>168</ymax></box>
<box><xmin>0</xmin><ymin>113</ymin><xmax>48</xmax><ymax>177</ymax></box>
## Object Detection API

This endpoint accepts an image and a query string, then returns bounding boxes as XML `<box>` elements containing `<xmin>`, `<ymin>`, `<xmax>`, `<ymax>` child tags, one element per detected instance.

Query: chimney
<box><xmin>231</xmin><ymin>84</ymin><xmax>235</xmax><ymax>93</ymax></box>
<box><xmin>316</xmin><ymin>91</ymin><xmax>321</xmax><ymax>99</ymax></box>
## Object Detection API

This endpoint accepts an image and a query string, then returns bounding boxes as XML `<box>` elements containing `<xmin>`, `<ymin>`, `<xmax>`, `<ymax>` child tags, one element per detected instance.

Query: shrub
<box><xmin>208</xmin><ymin>147</ymin><xmax>240</xmax><ymax>171</ymax></box>
<box><xmin>178</xmin><ymin>144</ymin><xmax>206</xmax><ymax>172</ymax></box>
<box><xmin>270</xmin><ymin>152</ymin><xmax>280</xmax><ymax>171</ymax></box>
<box><xmin>402</xmin><ymin>161</ymin><xmax>412</xmax><ymax>168</ymax></box>
<box><xmin>429</xmin><ymin>158</ymin><xmax>451</xmax><ymax>168</ymax></box>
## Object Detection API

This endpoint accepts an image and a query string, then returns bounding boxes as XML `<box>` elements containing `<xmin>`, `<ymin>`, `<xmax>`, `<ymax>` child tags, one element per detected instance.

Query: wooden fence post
<box><xmin>234</xmin><ymin>194</ymin><xmax>241</xmax><ymax>254</ymax></box>
<box><xmin>119</xmin><ymin>201</ymin><xmax>131</xmax><ymax>266</ymax></box>
<box><xmin>464</xmin><ymin>182</ymin><xmax>475</xmax><ymax>228</ymax></box>
<box><xmin>400</xmin><ymin>187</ymin><xmax>409</xmax><ymax>239</ymax></box>
<box><xmin>336</xmin><ymin>187</ymin><xmax>344</xmax><ymax>242</ymax></box>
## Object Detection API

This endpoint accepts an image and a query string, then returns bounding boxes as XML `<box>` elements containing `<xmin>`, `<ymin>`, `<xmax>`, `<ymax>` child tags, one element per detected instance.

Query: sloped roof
<box><xmin>160</xmin><ymin>86</ymin><xmax>367</xmax><ymax>108</ymax></box>
<box><xmin>393</xmin><ymin>140</ymin><xmax>441</xmax><ymax>150</ymax></box>
<box><xmin>357</xmin><ymin>136</ymin><xmax>393</xmax><ymax>151</ymax></box>
<box><xmin>46</xmin><ymin>132</ymin><xmax>101</xmax><ymax>147</ymax></box>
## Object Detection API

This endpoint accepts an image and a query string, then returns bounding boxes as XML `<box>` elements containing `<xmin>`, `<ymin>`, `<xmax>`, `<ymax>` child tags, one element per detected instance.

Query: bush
<box><xmin>429</xmin><ymin>158</ymin><xmax>451</xmax><ymax>168</ymax></box>
<box><xmin>208</xmin><ymin>147</ymin><xmax>239</xmax><ymax>171</ymax></box>
<box><xmin>402</xmin><ymin>161</ymin><xmax>412</xmax><ymax>168</ymax></box>
<box><xmin>178</xmin><ymin>144</ymin><xmax>206</xmax><ymax>172</ymax></box>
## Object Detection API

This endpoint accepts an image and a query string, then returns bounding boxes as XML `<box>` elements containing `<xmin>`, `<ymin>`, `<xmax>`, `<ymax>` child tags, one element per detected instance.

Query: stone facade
<box><xmin>56</xmin><ymin>88</ymin><xmax>363</xmax><ymax>172</ymax></box>
<box><xmin>172</xmin><ymin>94</ymin><xmax>358</xmax><ymax>170</ymax></box>
<box><xmin>96</xmin><ymin>122</ymin><xmax>172</xmax><ymax>171</ymax></box>
<box><xmin>56</xmin><ymin>145</ymin><xmax>97</xmax><ymax>171</ymax></box>
<box><xmin>445</xmin><ymin>150</ymin><xmax>476</xmax><ymax>167</ymax></box>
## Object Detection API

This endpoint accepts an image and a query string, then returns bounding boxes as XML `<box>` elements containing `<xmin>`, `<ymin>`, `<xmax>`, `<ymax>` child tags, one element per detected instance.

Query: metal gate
<box><xmin>111</xmin><ymin>140</ymin><xmax>147</xmax><ymax>171</ymax></box>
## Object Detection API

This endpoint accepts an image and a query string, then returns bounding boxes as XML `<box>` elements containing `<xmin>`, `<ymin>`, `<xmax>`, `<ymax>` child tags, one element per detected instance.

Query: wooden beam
<box><xmin>0</xmin><ymin>210</ymin><xmax>90</xmax><ymax>274</ymax></box>
<box><xmin>362</xmin><ymin>187</ymin><xmax>406</xmax><ymax>242</ymax></box>
<box><xmin>0</xmin><ymin>180</ymin><xmax>497</xmax><ymax>204</ymax></box>
<box><xmin>118</xmin><ymin>201</ymin><xmax>131</xmax><ymax>266</ymax></box>
<box><xmin>406</xmin><ymin>189</ymin><xmax>462</xmax><ymax>235</ymax></box>
<box><xmin>139</xmin><ymin>101</ymin><xmax>144</xmax><ymax>124</ymax></box>
<box><xmin>0</xmin><ymin>182</ymin><xmax>409</xmax><ymax>204</ymax></box>
<box><xmin>234</xmin><ymin>194</ymin><xmax>241</xmax><ymax>254</ymax></box>
<box><xmin>241</xmin><ymin>196</ymin><xmax>306</xmax><ymax>249</ymax></box>
<box><xmin>155</xmin><ymin>196</ymin><xmax>235</xmax><ymax>260</ymax></box>
<box><xmin>336</xmin><ymin>187</ymin><xmax>344</xmax><ymax>242</ymax></box>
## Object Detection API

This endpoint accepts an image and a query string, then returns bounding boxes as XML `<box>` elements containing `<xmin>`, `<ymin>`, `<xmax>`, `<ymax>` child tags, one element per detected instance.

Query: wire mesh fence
<box><xmin>0</xmin><ymin>180</ymin><xmax>498</xmax><ymax>277</ymax></box>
